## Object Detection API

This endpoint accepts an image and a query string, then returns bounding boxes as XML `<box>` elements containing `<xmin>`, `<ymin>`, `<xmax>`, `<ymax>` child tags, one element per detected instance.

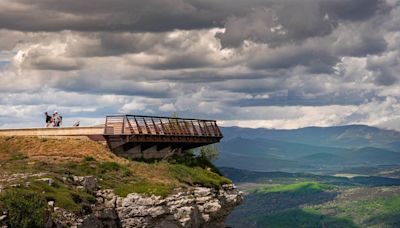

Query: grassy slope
<box><xmin>254</xmin><ymin>182</ymin><xmax>333</xmax><ymax>194</ymax></box>
<box><xmin>0</xmin><ymin>136</ymin><xmax>231</xmax><ymax>215</ymax></box>
<box><xmin>0</xmin><ymin>136</ymin><xmax>124</xmax><ymax>163</ymax></box>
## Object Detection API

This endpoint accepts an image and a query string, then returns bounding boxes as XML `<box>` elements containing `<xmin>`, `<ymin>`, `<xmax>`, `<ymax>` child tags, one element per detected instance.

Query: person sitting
<box><xmin>73</xmin><ymin>121</ymin><xmax>80</xmax><ymax>127</ymax></box>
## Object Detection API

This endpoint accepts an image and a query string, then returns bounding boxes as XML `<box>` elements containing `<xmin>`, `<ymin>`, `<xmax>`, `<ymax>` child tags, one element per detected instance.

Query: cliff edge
<box><xmin>0</xmin><ymin>136</ymin><xmax>242</xmax><ymax>228</ymax></box>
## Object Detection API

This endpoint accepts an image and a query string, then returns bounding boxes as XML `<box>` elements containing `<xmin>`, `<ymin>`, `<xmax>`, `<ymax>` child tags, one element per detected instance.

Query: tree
<box><xmin>170</xmin><ymin>112</ymin><xmax>180</xmax><ymax>132</ymax></box>
<box><xmin>199</xmin><ymin>144</ymin><xmax>219</xmax><ymax>162</ymax></box>
<box><xmin>171</xmin><ymin>112</ymin><xmax>178</xmax><ymax>119</ymax></box>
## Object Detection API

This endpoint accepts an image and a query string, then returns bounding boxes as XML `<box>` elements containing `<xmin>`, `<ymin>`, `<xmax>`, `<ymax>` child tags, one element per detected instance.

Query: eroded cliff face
<box><xmin>52</xmin><ymin>184</ymin><xmax>243</xmax><ymax>228</ymax></box>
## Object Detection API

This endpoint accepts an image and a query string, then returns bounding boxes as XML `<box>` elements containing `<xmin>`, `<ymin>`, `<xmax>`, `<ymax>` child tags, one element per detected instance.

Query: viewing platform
<box><xmin>0</xmin><ymin>114</ymin><xmax>223</xmax><ymax>159</ymax></box>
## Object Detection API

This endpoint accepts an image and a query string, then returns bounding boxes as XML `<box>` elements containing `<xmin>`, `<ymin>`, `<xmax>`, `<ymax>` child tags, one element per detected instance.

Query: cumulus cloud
<box><xmin>1</xmin><ymin>0</ymin><xmax>400</xmax><ymax>130</ymax></box>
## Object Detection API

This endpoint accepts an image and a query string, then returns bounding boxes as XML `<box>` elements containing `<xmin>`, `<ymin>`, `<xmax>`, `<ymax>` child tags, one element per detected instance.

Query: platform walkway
<box><xmin>0</xmin><ymin>115</ymin><xmax>223</xmax><ymax>159</ymax></box>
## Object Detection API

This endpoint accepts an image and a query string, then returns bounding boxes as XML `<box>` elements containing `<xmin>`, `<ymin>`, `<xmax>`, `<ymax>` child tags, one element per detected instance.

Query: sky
<box><xmin>1</xmin><ymin>0</ymin><xmax>400</xmax><ymax>130</ymax></box>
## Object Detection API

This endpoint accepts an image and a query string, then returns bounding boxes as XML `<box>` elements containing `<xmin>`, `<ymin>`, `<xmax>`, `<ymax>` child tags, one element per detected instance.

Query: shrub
<box><xmin>83</xmin><ymin>156</ymin><xmax>95</xmax><ymax>162</ymax></box>
<box><xmin>199</xmin><ymin>144</ymin><xmax>219</xmax><ymax>162</ymax></box>
<box><xmin>99</xmin><ymin>162</ymin><xmax>121</xmax><ymax>172</ymax></box>
<box><xmin>169</xmin><ymin>164</ymin><xmax>231</xmax><ymax>188</ymax></box>
<box><xmin>0</xmin><ymin>189</ymin><xmax>47</xmax><ymax>228</ymax></box>
<box><xmin>167</xmin><ymin>151</ymin><xmax>222</xmax><ymax>175</ymax></box>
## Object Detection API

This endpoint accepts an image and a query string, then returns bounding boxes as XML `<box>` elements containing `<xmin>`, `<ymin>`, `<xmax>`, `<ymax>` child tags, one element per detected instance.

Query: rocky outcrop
<box><xmin>72</xmin><ymin>176</ymin><xmax>98</xmax><ymax>191</ymax></box>
<box><xmin>53</xmin><ymin>184</ymin><xmax>243</xmax><ymax>228</ymax></box>
<box><xmin>0</xmin><ymin>174</ymin><xmax>242</xmax><ymax>228</ymax></box>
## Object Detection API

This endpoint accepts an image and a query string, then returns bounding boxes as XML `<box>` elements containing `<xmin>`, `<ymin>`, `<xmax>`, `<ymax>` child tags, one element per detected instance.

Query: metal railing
<box><xmin>104</xmin><ymin>115</ymin><xmax>223</xmax><ymax>137</ymax></box>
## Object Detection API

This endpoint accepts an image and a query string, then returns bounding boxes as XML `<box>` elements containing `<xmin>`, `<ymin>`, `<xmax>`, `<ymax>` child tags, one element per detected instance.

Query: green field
<box><xmin>254</xmin><ymin>182</ymin><xmax>333</xmax><ymax>195</ymax></box>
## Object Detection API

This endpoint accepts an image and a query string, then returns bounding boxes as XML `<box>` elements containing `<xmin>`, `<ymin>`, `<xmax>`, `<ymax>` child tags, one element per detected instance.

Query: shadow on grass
<box><xmin>258</xmin><ymin>208</ymin><xmax>358</xmax><ymax>228</ymax></box>
<box><xmin>226</xmin><ymin>189</ymin><xmax>339</xmax><ymax>228</ymax></box>
<box><xmin>235</xmin><ymin>190</ymin><xmax>338</xmax><ymax>215</ymax></box>
<box><xmin>364</xmin><ymin>213</ymin><xmax>400</xmax><ymax>227</ymax></box>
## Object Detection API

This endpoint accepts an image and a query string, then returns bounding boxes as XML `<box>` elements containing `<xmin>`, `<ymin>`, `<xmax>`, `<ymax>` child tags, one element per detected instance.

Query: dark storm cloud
<box><xmin>0</xmin><ymin>0</ymin><xmax>388</xmax><ymax>73</ymax></box>
<box><xmin>323</xmin><ymin>0</ymin><xmax>382</xmax><ymax>21</ymax></box>
<box><xmin>149</xmin><ymin>54</ymin><xmax>212</xmax><ymax>70</ymax></box>
<box><xmin>152</xmin><ymin>71</ymin><xmax>273</xmax><ymax>83</ymax></box>
<box><xmin>0</xmin><ymin>0</ymin><xmax>382</xmax><ymax>33</ymax></box>
<box><xmin>216</xmin><ymin>0</ymin><xmax>383</xmax><ymax>48</ymax></box>
<box><xmin>248</xmin><ymin>44</ymin><xmax>338</xmax><ymax>73</ymax></box>
<box><xmin>0</xmin><ymin>0</ymin><xmax>225</xmax><ymax>32</ymax></box>
<box><xmin>367</xmin><ymin>53</ymin><xmax>400</xmax><ymax>86</ymax></box>
<box><xmin>65</xmin><ymin>32</ymin><xmax>159</xmax><ymax>57</ymax></box>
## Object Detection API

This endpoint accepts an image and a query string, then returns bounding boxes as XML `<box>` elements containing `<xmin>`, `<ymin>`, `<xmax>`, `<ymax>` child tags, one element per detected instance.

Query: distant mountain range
<box><xmin>215</xmin><ymin>125</ymin><xmax>400</xmax><ymax>172</ymax></box>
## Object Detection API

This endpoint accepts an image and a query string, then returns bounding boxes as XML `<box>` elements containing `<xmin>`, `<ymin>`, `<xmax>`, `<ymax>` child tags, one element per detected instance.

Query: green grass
<box><xmin>28</xmin><ymin>178</ymin><xmax>95</xmax><ymax>214</ymax></box>
<box><xmin>169</xmin><ymin>164</ymin><xmax>232</xmax><ymax>188</ymax></box>
<box><xmin>1</xmin><ymin>153</ymin><xmax>230</xmax><ymax>198</ymax></box>
<box><xmin>115</xmin><ymin>181</ymin><xmax>174</xmax><ymax>197</ymax></box>
<box><xmin>254</xmin><ymin>182</ymin><xmax>333</xmax><ymax>195</ymax></box>
<box><xmin>55</xmin><ymin>160</ymin><xmax>175</xmax><ymax>197</ymax></box>
<box><xmin>0</xmin><ymin>158</ymin><xmax>230</xmax><ymax>216</ymax></box>
<box><xmin>0</xmin><ymin>189</ymin><xmax>48</xmax><ymax>228</ymax></box>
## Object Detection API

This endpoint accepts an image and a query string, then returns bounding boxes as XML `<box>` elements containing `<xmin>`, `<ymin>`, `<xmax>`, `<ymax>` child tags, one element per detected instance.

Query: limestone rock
<box><xmin>0</xmin><ymin>215</ymin><xmax>7</xmax><ymax>222</ymax></box>
<box><xmin>51</xmin><ymin>184</ymin><xmax>243</xmax><ymax>228</ymax></box>
<box><xmin>37</xmin><ymin>178</ymin><xmax>54</xmax><ymax>186</ymax></box>
<box><xmin>48</xmin><ymin>201</ymin><xmax>55</xmax><ymax>207</ymax></box>
<box><xmin>73</xmin><ymin>176</ymin><xmax>97</xmax><ymax>191</ymax></box>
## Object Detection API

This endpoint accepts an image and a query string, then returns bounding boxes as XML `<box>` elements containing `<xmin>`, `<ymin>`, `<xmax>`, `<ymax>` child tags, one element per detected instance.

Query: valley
<box><xmin>218</xmin><ymin>125</ymin><xmax>400</xmax><ymax>227</ymax></box>
<box><xmin>222</xmin><ymin>168</ymin><xmax>400</xmax><ymax>227</ymax></box>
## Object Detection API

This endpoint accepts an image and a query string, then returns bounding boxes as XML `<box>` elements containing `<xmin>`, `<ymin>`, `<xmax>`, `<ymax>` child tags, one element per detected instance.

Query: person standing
<box><xmin>53</xmin><ymin>111</ymin><xmax>62</xmax><ymax>127</ymax></box>
<box><xmin>44</xmin><ymin>112</ymin><xmax>52</xmax><ymax>127</ymax></box>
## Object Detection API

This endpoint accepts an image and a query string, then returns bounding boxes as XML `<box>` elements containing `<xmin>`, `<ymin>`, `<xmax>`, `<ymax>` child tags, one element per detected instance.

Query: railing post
<box><xmin>104</xmin><ymin>116</ymin><xmax>108</xmax><ymax>134</ymax></box>
<box><xmin>197</xmin><ymin>120</ymin><xmax>205</xmax><ymax>136</ymax></box>
<box><xmin>213</xmin><ymin>121</ymin><xmax>222</xmax><ymax>136</ymax></box>
<box><xmin>160</xmin><ymin>118</ymin><xmax>167</xmax><ymax>135</ymax></box>
<box><xmin>122</xmin><ymin>116</ymin><xmax>125</xmax><ymax>134</ymax></box>
<box><xmin>151</xmin><ymin>118</ymin><xmax>159</xmax><ymax>134</ymax></box>
<box><xmin>203</xmin><ymin>121</ymin><xmax>212</xmax><ymax>136</ymax></box>
<box><xmin>175</xmin><ymin>119</ymin><xmax>184</xmax><ymax>135</ymax></box>
<box><xmin>191</xmin><ymin>120</ymin><xmax>198</xmax><ymax>136</ymax></box>
<box><xmin>134</xmin><ymin>116</ymin><xmax>142</xmax><ymax>134</ymax></box>
<box><xmin>143</xmin><ymin>117</ymin><xmax>151</xmax><ymax>134</ymax></box>
<box><xmin>183</xmin><ymin>121</ymin><xmax>191</xmax><ymax>135</ymax></box>
<box><xmin>208</xmin><ymin>120</ymin><xmax>217</xmax><ymax>136</ymax></box>
<box><xmin>168</xmin><ymin>119</ymin><xmax>176</xmax><ymax>135</ymax></box>
<box><xmin>126</xmin><ymin>116</ymin><xmax>134</xmax><ymax>134</ymax></box>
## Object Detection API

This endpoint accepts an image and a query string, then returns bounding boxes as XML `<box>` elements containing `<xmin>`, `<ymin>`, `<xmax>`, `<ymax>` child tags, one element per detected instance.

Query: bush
<box><xmin>169</xmin><ymin>164</ymin><xmax>231</xmax><ymax>188</ymax></box>
<box><xmin>99</xmin><ymin>162</ymin><xmax>121</xmax><ymax>172</ymax></box>
<box><xmin>83</xmin><ymin>156</ymin><xmax>95</xmax><ymax>162</ymax></box>
<box><xmin>167</xmin><ymin>151</ymin><xmax>222</xmax><ymax>175</ymax></box>
<box><xmin>0</xmin><ymin>189</ymin><xmax>47</xmax><ymax>228</ymax></box>
<box><xmin>199</xmin><ymin>144</ymin><xmax>219</xmax><ymax>162</ymax></box>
